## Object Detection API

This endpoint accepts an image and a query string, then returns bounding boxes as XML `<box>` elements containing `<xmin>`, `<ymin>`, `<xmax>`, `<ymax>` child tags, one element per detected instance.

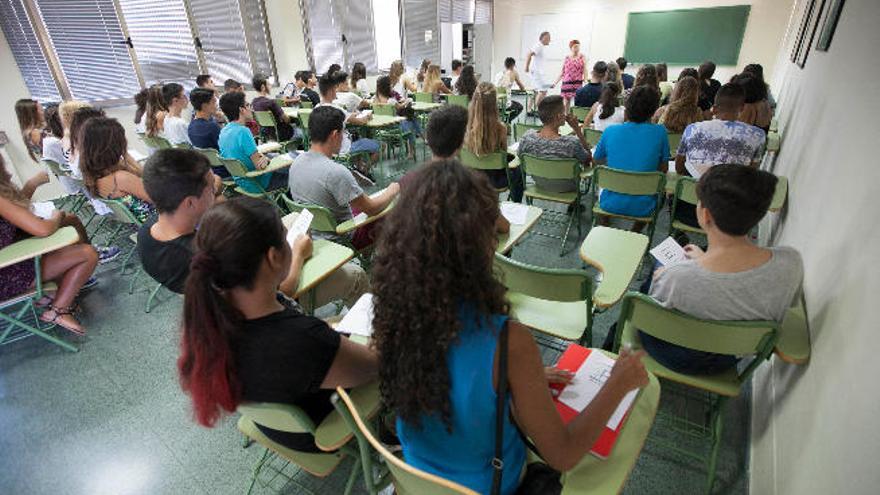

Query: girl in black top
<box><xmin>178</xmin><ymin>197</ymin><xmax>378</xmax><ymax>452</ymax></box>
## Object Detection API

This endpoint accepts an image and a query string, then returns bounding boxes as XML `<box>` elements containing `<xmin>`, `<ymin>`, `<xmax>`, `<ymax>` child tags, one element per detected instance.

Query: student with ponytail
<box><xmin>178</xmin><ymin>197</ymin><xmax>378</xmax><ymax>451</ymax></box>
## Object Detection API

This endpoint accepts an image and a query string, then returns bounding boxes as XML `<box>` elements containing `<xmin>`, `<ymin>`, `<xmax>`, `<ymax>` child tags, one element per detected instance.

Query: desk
<box><xmin>282</xmin><ymin>213</ymin><xmax>355</xmax><ymax>297</ymax></box>
<box><xmin>282</xmin><ymin>107</ymin><xmax>298</xmax><ymax>120</ymax></box>
<box><xmin>496</xmin><ymin>204</ymin><xmax>542</xmax><ymax>254</ymax></box>
<box><xmin>579</xmin><ymin>226</ymin><xmax>649</xmax><ymax>309</ymax></box>
<box><xmin>411</xmin><ymin>101</ymin><xmax>442</xmax><ymax>112</ymax></box>
<box><xmin>361</xmin><ymin>115</ymin><xmax>405</xmax><ymax>128</ymax></box>
<box><xmin>247</xmin><ymin>154</ymin><xmax>293</xmax><ymax>177</ymax></box>
<box><xmin>336</xmin><ymin>198</ymin><xmax>396</xmax><ymax>235</ymax></box>
<box><xmin>0</xmin><ymin>226</ymin><xmax>79</xmax><ymax>269</ymax></box>
<box><xmin>314</xmin><ymin>381</ymin><xmax>382</xmax><ymax>452</ymax></box>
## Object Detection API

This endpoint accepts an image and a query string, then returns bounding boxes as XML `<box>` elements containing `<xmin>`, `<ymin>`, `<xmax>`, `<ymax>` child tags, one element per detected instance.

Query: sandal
<box><xmin>40</xmin><ymin>305</ymin><xmax>85</xmax><ymax>337</ymax></box>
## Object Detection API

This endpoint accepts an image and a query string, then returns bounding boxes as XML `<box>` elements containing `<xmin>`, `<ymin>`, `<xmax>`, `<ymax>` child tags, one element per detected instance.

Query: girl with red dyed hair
<box><xmin>178</xmin><ymin>197</ymin><xmax>377</xmax><ymax>452</ymax></box>
<box><xmin>554</xmin><ymin>40</ymin><xmax>587</xmax><ymax>112</ymax></box>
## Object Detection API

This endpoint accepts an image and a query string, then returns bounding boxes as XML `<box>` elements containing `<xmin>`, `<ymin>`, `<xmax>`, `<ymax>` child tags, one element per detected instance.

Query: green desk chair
<box><xmin>414</xmin><ymin>92</ymin><xmax>433</xmax><ymax>103</ymax></box>
<box><xmin>769</xmin><ymin>117</ymin><xmax>778</xmax><ymax>133</ymax></box>
<box><xmin>667</xmin><ymin>133</ymin><xmax>683</xmax><ymax>159</ymax></box>
<box><xmin>571</xmin><ymin>106</ymin><xmax>591</xmax><ymax>123</ymax></box>
<box><xmin>300</xmin><ymin>100</ymin><xmax>313</xmax><ymax>109</ymax></box>
<box><xmin>299</xmin><ymin>109</ymin><xmax>312</xmax><ymax>149</ymax></box>
<box><xmin>122</xmin><ymin>232</ymin><xmax>170</xmax><ymax>313</ymax></box>
<box><xmin>495</xmin><ymin>253</ymin><xmax>594</xmax><ymax>349</ymax></box>
<box><xmin>41</xmin><ymin>159</ymin><xmax>87</xmax><ymax>214</ymax></box>
<box><xmin>583</xmin><ymin>128</ymin><xmax>603</xmax><ymax>149</ymax></box>
<box><xmin>279</xmin><ymin>197</ymin><xmax>357</xmax><ymax>245</ymax></box>
<box><xmin>194</xmin><ymin>147</ymin><xmax>236</xmax><ymax>194</ymax></box>
<box><xmin>253</xmin><ymin>110</ymin><xmax>295</xmax><ymax>150</ymax></box>
<box><xmin>140</xmin><ymin>134</ymin><xmax>172</xmax><ymax>150</ymax></box>
<box><xmin>766</xmin><ymin>132</ymin><xmax>781</xmax><ymax>153</ymax></box>
<box><xmin>668</xmin><ymin>176</ymin><xmax>705</xmax><ymax>238</ymax></box>
<box><xmin>372</xmin><ymin>104</ymin><xmax>410</xmax><ymax>160</ymax></box>
<box><xmin>613</xmin><ymin>292</ymin><xmax>778</xmax><ymax>494</ymax></box>
<box><xmin>0</xmin><ymin>227</ymin><xmax>78</xmax><ymax>352</ymax></box>
<box><xmin>447</xmin><ymin>94</ymin><xmax>470</xmax><ymax>108</ymax></box>
<box><xmin>514</xmin><ymin>122</ymin><xmax>541</xmax><ymax>142</ymax></box>
<box><xmin>333</xmin><ymin>387</ymin><xmax>478</xmax><ymax>495</ymax></box>
<box><xmin>372</xmin><ymin>103</ymin><xmax>396</xmax><ymax>116</ymax></box>
<box><xmin>460</xmin><ymin>148</ymin><xmax>513</xmax><ymax>197</ymax></box>
<box><xmin>275</xmin><ymin>98</ymin><xmax>286</xmax><ymax>108</ymax></box>
<box><xmin>590</xmin><ymin>167</ymin><xmax>666</xmax><ymax>249</ymax></box>
<box><xmin>520</xmin><ymin>154</ymin><xmax>583</xmax><ymax>255</ymax></box>
<box><xmin>220</xmin><ymin>157</ymin><xmax>287</xmax><ymax>202</ymax></box>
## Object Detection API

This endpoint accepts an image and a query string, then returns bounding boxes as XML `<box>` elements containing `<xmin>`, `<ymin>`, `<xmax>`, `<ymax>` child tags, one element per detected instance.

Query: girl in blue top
<box><xmin>593</xmin><ymin>85</ymin><xmax>669</xmax><ymax>233</ymax></box>
<box><xmin>371</xmin><ymin>159</ymin><xmax>649</xmax><ymax>494</ymax></box>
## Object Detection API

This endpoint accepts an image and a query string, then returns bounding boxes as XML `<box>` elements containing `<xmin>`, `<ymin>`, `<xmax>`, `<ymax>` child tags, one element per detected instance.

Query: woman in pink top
<box><xmin>555</xmin><ymin>40</ymin><xmax>587</xmax><ymax>112</ymax></box>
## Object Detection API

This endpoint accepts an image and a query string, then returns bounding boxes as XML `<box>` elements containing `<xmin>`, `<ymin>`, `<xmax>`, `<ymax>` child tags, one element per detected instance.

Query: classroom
<box><xmin>0</xmin><ymin>0</ymin><xmax>876</xmax><ymax>494</ymax></box>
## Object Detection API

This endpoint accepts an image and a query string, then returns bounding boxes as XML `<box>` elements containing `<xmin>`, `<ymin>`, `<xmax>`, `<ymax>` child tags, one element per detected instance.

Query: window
<box><xmin>401</xmin><ymin>0</ymin><xmax>439</xmax><ymax>70</ymax></box>
<box><xmin>372</xmin><ymin>0</ymin><xmax>401</xmax><ymax>71</ymax></box>
<box><xmin>302</xmin><ymin>0</ymin><xmax>344</xmax><ymax>75</ymax></box>
<box><xmin>301</xmin><ymin>0</ymin><xmax>385</xmax><ymax>74</ymax></box>
<box><xmin>0</xmin><ymin>0</ymin><xmax>60</xmax><ymax>101</ymax></box>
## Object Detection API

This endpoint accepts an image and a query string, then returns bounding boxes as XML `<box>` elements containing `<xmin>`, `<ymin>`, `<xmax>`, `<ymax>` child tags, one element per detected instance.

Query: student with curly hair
<box><xmin>454</xmin><ymin>65</ymin><xmax>479</xmax><ymax>100</ymax></box>
<box><xmin>371</xmin><ymin>160</ymin><xmax>648</xmax><ymax>494</ymax></box>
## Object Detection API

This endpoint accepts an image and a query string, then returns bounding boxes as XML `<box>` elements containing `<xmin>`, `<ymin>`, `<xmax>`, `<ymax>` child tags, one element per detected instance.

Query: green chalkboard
<box><xmin>624</xmin><ymin>6</ymin><xmax>751</xmax><ymax>66</ymax></box>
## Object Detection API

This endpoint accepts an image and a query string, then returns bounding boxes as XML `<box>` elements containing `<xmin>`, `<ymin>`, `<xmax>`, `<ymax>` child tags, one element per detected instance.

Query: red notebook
<box><xmin>550</xmin><ymin>345</ymin><xmax>638</xmax><ymax>459</ymax></box>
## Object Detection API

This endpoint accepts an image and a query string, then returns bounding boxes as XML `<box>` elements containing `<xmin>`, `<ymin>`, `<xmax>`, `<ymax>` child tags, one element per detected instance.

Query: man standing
<box><xmin>525</xmin><ymin>31</ymin><xmax>552</xmax><ymax>110</ymax></box>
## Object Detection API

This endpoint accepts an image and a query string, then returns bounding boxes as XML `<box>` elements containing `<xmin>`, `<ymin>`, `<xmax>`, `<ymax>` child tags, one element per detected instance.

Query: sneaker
<box><xmin>96</xmin><ymin>245</ymin><xmax>122</xmax><ymax>264</ymax></box>
<box><xmin>81</xmin><ymin>276</ymin><xmax>99</xmax><ymax>291</ymax></box>
<box><xmin>352</xmin><ymin>168</ymin><xmax>376</xmax><ymax>187</ymax></box>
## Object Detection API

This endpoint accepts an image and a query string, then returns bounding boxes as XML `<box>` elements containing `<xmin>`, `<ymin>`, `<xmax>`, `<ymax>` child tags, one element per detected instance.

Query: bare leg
<box><xmin>535</xmin><ymin>91</ymin><xmax>547</xmax><ymax>110</ymax></box>
<box><xmin>38</xmin><ymin>244</ymin><xmax>98</xmax><ymax>333</ymax></box>
<box><xmin>564</xmin><ymin>97</ymin><xmax>571</xmax><ymax>113</ymax></box>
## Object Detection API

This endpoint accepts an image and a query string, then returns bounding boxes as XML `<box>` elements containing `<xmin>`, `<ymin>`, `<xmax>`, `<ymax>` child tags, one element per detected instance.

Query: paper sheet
<box><xmin>286</xmin><ymin>210</ymin><xmax>313</xmax><ymax>245</ymax></box>
<box><xmin>31</xmin><ymin>201</ymin><xmax>56</xmax><ymax>220</ymax></box>
<box><xmin>127</xmin><ymin>149</ymin><xmax>147</xmax><ymax>162</ymax></box>
<box><xmin>508</xmin><ymin>141</ymin><xmax>520</xmax><ymax>153</ymax></box>
<box><xmin>352</xmin><ymin>212</ymin><xmax>369</xmax><ymax>226</ymax></box>
<box><xmin>650</xmin><ymin>237</ymin><xmax>688</xmax><ymax>266</ymax></box>
<box><xmin>558</xmin><ymin>351</ymin><xmax>638</xmax><ymax>430</ymax></box>
<box><xmin>257</xmin><ymin>142</ymin><xmax>282</xmax><ymax>154</ymax></box>
<box><xmin>356</xmin><ymin>109</ymin><xmax>373</xmax><ymax>120</ymax></box>
<box><xmin>500</xmin><ymin>202</ymin><xmax>529</xmax><ymax>225</ymax></box>
<box><xmin>336</xmin><ymin>293</ymin><xmax>374</xmax><ymax>337</ymax></box>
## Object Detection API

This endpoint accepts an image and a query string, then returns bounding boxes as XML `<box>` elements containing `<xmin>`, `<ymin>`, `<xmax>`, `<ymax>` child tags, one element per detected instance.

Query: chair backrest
<box><xmin>173</xmin><ymin>141</ymin><xmax>193</xmax><ymax>150</ymax></box>
<box><xmin>514</xmin><ymin>122</ymin><xmax>541</xmax><ymax>141</ymax></box>
<box><xmin>101</xmin><ymin>197</ymin><xmax>142</xmax><ymax>225</ymax></box>
<box><xmin>667</xmin><ymin>133</ymin><xmax>682</xmax><ymax>158</ymax></box>
<box><xmin>238</xmin><ymin>402</ymin><xmax>317</xmax><ymax>434</ymax></box>
<box><xmin>414</xmin><ymin>92</ymin><xmax>433</xmax><ymax>103</ymax></box>
<box><xmin>300</xmin><ymin>110</ymin><xmax>311</xmax><ymax>132</ymax></box>
<box><xmin>459</xmin><ymin>148</ymin><xmax>506</xmax><ymax>171</ymax></box>
<box><xmin>275</xmin><ymin>98</ymin><xmax>286</xmax><ymax>108</ymax></box>
<box><xmin>140</xmin><ymin>134</ymin><xmax>172</xmax><ymax>150</ymax></box>
<box><xmin>571</xmin><ymin>106</ymin><xmax>591</xmax><ymax>122</ymax></box>
<box><xmin>593</xmin><ymin>166</ymin><xmax>666</xmax><ymax>196</ymax></box>
<box><xmin>373</xmin><ymin>103</ymin><xmax>396</xmax><ymax>116</ymax></box>
<box><xmin>519</xmin><ymin>154</ymin><xmax>580</xmax><ymax>181</ymax></box>
<box><xmin>584</xmin><ymin>128</ymin><xmax>603</xmax><ymax>148</ymax></box>
<box><xmin>618</xmin><ymin>292</ymin><xmax>778</xmax><ymax>360</ymax></box>
<box><xmin>254</xmin><ymin>110</ymin><xmax>277</xmax><ymax>128</ymax></box>
<box><xmin>447</xmin><ymin>94</ymin><xmax>469</xmax><ymax>108</ymax></box>
<box><xmin>494</xmin><ymin>253</ymin><xmax>591</xmax><ymax>302</ymax></box>
<box><xmin>195</xmin><ymin>147</ymin><xmax>223</xmax><ymax>167</ymax></box>
<box><xmin>219</xmin><ymin>157</ymin><xmax>252</xmax><ymax>179</ymax></box>
<box><xmin>300</xmin><ymin>100</ymin><xmax>313</xmax><ymax>109</ymax></box>
<box><xmin>334</xmin><ymin>388</ymin><xmax>479</xmax><ymax>495</ymax></box>
<box><xmin>496</xmin><ymin>86</ymin><xmax>508</xmax><ymax>96</ymax></box>
<box><xmin>280</xmin><ymin>196</ymin><xmax>340</xmax><ymax>233</ymax></box>
<box><xmin>674</xmin><ymin>176</ymin><xmax>699</xmax><ymax>206</ymax></box>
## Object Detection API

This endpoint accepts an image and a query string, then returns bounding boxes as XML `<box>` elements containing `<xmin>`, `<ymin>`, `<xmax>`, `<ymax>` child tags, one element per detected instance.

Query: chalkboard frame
<box><xmin>623</xmin><ymin>6</ymin><xmax>751</xmax><ymax>66</ymax></box>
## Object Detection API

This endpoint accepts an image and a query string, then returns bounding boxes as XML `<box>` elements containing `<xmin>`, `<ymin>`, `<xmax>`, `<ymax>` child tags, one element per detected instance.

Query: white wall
<box><xmin>264</xmin><ymin>0</ymin><xmax>309</xmax><ymax>84</ymax></box>
<box><xmin>0</xmin><ymin>29</ymin><xmax>44</xmax><ymax>186</ymax></box>
<box><xmin>750</xmin><ymin>0</ymin><xmax>880</xmax><ymax>493</ymax></box>
<box><xmin>492</xmin><ymin>0</ymin><xmax>794</xmax><ymax>86</ymax></box>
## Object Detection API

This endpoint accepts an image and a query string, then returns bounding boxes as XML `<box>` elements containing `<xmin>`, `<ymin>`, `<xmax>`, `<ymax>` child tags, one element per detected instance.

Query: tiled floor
<box><xmin>0</xmin><ymin>138</ymin><xmax>750</xmax><ymax>494</ymax></box>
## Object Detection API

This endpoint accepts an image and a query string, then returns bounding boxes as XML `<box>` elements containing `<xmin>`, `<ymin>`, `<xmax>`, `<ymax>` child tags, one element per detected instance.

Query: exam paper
<box><xmin>258</xmin><ymin>142</ymin><xmax>282</xmax><ymax>154</ymax></box>
<box><xmin>650</xmin><ymin>237</ymin><xmax>688</xmax><ymax>266</ymax></box>
<box><xmin>500</xmin><ymin>202</ymin><xmax>529</xmax><ymax>225</ymax></box>
<box><xmin>32</xmin><ymin>201</ymin><xmax>56</xmax><ymax>220</ymax></box>
<box><xmin>286</xmin><ymin>210</ymin><xmax>313</xmax><ymax>245</ymax></box>
<box><xmin>336</xmin><ymin>293</ymin><xmax>374</xmax><ymax>337</ymax></box>
<box><xmin>558</xmin><ymin>351</ymin><xmax>638</xmax><ymax>430</ymax></box>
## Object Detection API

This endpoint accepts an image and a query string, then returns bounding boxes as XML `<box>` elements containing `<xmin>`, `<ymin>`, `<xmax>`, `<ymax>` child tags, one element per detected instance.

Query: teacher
<box><xmin>525</xmin><ymin>31</ymin><xmax>552</xmax><ymax>110</ymax></box>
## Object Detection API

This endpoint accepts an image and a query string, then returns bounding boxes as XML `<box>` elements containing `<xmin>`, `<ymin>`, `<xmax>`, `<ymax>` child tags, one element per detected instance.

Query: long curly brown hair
<box><xmin>371</xmin><ymin>159</ymin><xmax>509</xmax><ymax>430</ymax></box>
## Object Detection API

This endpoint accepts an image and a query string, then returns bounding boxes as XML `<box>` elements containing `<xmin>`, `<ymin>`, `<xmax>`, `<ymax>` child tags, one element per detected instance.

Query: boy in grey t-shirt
<box><xmin>641</xmin><ymin>164</ymin><xmax>803</xmax><ymax>374</ymax></box>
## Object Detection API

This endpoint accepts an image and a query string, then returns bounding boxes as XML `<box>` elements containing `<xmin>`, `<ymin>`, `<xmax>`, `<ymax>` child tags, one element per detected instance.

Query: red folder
<box><xmin>550</xmin><ymin>344</ymin><xmax>635</xmax><ymax>459</ymax></box>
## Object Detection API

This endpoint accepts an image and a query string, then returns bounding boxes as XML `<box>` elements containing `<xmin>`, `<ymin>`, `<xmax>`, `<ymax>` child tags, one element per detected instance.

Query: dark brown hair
<box><xmin>598</xmin><ymin>82</ymin><xmax>621</xmax><ymax>120</ymax></box>
<box><xmin>79</xmin><ymin>117</ymin><xmax>134</xmax><ymax>196</ymax></box>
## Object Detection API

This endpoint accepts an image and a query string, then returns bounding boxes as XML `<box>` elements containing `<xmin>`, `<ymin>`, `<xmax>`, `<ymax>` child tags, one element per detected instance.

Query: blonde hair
<box><xmin>423</xmin><ymin>65</ymin><xmax>444</xmax><ymax>93</ymax></box>
<box><xmin>389</xmin><ymin>60</ymin><xmax>404</xmax><ymax>85</ymax></box>
<box><xmin>605</xmin><ymin>62</ymin><xmax>623</xmax><ymax>88</ymax></box>
<box><xmin>59</xmin><ymin>100</ymin><xmax>89</xmax><ymax>130</ymax></box>
<box><xmin>0</xmin><ymin>154</ymin><xmax>30</xmax><ymax>207</ymax></box>
<box><xmin>660</xmin><ymin>76</ymin><xmax>703</xmax><ymax>133</ymax></box>
<box><xmin>464</xmin><ymin>82</ymin><xmax>506</xmax><ymax>156</ymax></box>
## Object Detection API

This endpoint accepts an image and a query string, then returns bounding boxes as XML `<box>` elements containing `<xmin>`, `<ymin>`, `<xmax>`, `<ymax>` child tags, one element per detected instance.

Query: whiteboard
<box><xmin>520</xmin><ymin>13</ymin><xmax>595</xmax><ymax>67</ymax></box>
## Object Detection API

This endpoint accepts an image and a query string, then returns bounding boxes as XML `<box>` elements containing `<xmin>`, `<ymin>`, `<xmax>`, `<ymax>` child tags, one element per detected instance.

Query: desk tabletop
<box><xmin>361</xmin><ymin>115</ymin><xmax>406</xmax><ymax>128</ymax></box>
<box><xmin>282</xmin><ymin>213</ymin><xmax>355</xmax><ymax>296</ymax></box>
<box><xmin>0</xmin><ymin>226</ymin><xmax>79</xmax><ymax>269</ymax></box>
<box><xmin>282</xmin><ymin>107</ymin><xmax>298</xmax><ymax>119</ymax></box>
<box><xmin>579</xmin><ymin>226</ymin><xmax>649</xmax><ymax>309</ymax></box>
<box><xmin>411</xmin><ymin>101</ymin><xmax>443</xmax><ymax>112</ymax></box>
<box><xmin>496</xmin><ymin>204</ymin><xmax>542</xmax><ymax>254</ymax></box>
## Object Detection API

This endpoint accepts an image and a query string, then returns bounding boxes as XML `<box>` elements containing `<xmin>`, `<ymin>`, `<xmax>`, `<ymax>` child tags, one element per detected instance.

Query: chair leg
<box><xmin>559</xmin><ymin>204</ymin><xmax>576</xmax><ymax>256</ymax></box>
<box><xmin>128</xmin><ymin>268</ymin><xmax>141</xmax><ymax>295</ymax></box>
<box><xmin>706</xmin><ymin>397</ymin><xmax>725</xmax><ymax>494</ymax></box>
<box><xmin>0</xmin><ymin>308</ymin><xmax>78</xmax><ymax>352</ymax></box>
<box><xmin>343</xmin><ymin>456</ymin><xmax>362</xmax><ymax>495</ymax></box>
<box><xmin>246</xmin><ymin>447</ymin><xmax>271</xmax><ymax>495</ymax></box>
<box><xmin>145</xmin><ymin>283</ymin><xmax>163</xmax><ymax>313</ymax></box>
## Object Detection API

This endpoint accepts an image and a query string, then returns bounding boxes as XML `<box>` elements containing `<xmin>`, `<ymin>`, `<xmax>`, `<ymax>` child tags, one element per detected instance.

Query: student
<box><xmin>294</xmin><ymin>71</ymin><xmax>321</xmax><ymax>107</ymax></box>
<box><xmin>389</xmin><ymin>60</ymin><xmax>413</xmax><ymax>96</ymax></box>
<box><xmin>134</xmin><ymin>88</ymin><xmax>149</xmax><ymax>134</ymax></box>
<box><xmin>223</xmin><ymin>79</ymin><xmax>243</xmax><ymax>93</ymax></box>
<box><xmin>0</xmin><ymin>154</ymin><xmax>99</xmax><ymax>335</ymax></box>
<box><xmin>333</xmin><ymin>72</ymin><xmax>370</xmax><ymax>113</ymax></box>
<box><xmin>218</xmin><ymin>91</ymin><xmax>288</xmax><ymax>194</ymax></box>
<box><xmin>731</xmin><ymin>73</ymin><xmax>773</xmax><ymax>133</ymax></box>
<box><xmin>160</xmin><ymin>83</ymin><xmax>191</xmax><ymax>146</ymax></box>
<box><xmin>371</xmin><ymin>159</ymin><xmax>648</xmax><ymax>494</ymax></box>
<box><xmin>554</xmin><ymin>40</ymin><xmax>587</xmax><ymax>112</ymax></box>
<box><xmin>640</xmin><ymin>165</ymin><xmax>802</xmax><ymax>375</ymax></box>
<box><xmin>742</xmin><ymin>63</ymin><xmax>776</xmax><ymax>110</ymax></box>
<box><xmin>617</xmin><ymin>57</ymin><xmax>634</xmax><ymax>89</ymax></box>
<box><xmin>187</xmin><ymin>88</ymin><xmax>223</xmax><ymax>153</ymax></box>
<box><xmin>415</xmin><ymin>59</ymin><xmax>431</xmax><ymax>91</ymax></box>
<box><xmin>593</xmin><ymin>86</ymin><xmax>668</xmax><ymax>232</ymax></box>
<box><xmin>425</xmin><ymin>104</ymin><xmax>468</xmax><ymax>159</ymax></box>
<box><xmin>374</xmin><ymin>75</ymin><xmax>419</xmax><ymax>160</ymax></box>
<box><xmin>697</xmin><ymin>61</ymin><xmax>721</xmax><ymax>112</ymax></box>
<box><xmin>464</xmin><ymin>82</ymin><xmax>524</xmax><ymax>202</ymax></box>
<box><xmin>525</xmin><ymin>31</ymin><xmax>552</xmax><ymax>108</ymax></box>
<box><xmin>195</xmin><ymin>74</ymin><xmax>216</xmax><ymax>90</ymax></box>
<box><xmin>494</xmin><ymin>57</ymin><xmax>526</xmax><ymax>122</ymax></box>
<box><xmin>605</xmin><ymin>61</ymin><xmax>624</xmax><ymax>89</ymax></box>
<box><xmin>59</xmin><ymin>101</ymin><xmax>90</xmax><ymax>162</ymax></box>
<box><xmin>178</xmin><ymin>197</ymin><xmax>379</xmax><ymax>452</ymax></box>
<box><xmin>652</xmin><ymin>76</ymin><xmax>704</xmax><ymax>133</ymax></box>
<box><xmin>350</xmin><ymin>62</ymin><xmax>370</xmax><ymax>97</ymax></box>
<box><xmin>144</xmin><ymin>84</ymin><xmax>167</xmax><ymax>138</ymax></box>
<box><xmin>42</xmin><ymin>104</ymin><xmax>78</xmax><ymax>194</ymax></box>
<box><xmin>449</xmin><ymin>59</ymin><xmax>463</xmax><ymax>88</ymax></box>
<box><xmin>79</xmin><ymin>117</ymin><xmax>156</xmax><ymax>223</ymax></box>
<box><xmin>675</xmin><ymin>83</ymin><xmax>766</xmax><ymax>179</ymax></box>
<box><xmin>316</xmin><ymin>72</ymin><xmax>381</xmax><ymax>175</ymax></box>
<box><xmin>454</xmin><ymin>65</ymin><xmax>478</xmax><ymax>99</ymax></box>
<box><xmin>251</xmin><ymin>75</ymin><xmax>295</xmax><ymax>142</ymax></box>
<box><xmin>656</xmin><ymin>63</ymin><xmax>673</xmax><ymax>103</ymax></box>
<box><xmin>288</xmin><ymin>106</ymin><xmax>398</xmax><ymax>250</ymax></box>
<box><xmin>623</xmin><ymin>64</ymin><xmax>659</xmax><ymax>101</ymax></box>
<box><xmin>423</xmin><ymin>64</ymin><xmax>452</xmax><ymax>97</ymax></box>
<box><xmin>574</xmin><ymin>61</ymin><xmax>608</xmax><ymax>109</ymax></box>
<box><xmin>327</xmin><ymin>63</ymin><xmax>342</xmax><ymax>75</ymax></box>
<box><xmin>518</xmin><ymin>95</ymin><xmax>592</xmax><ymax>193</ymax></box>
<box><xmin>15</xmin><ymin>98</ymin><xmax>44</xmax><ymax>161</ymax></box>
<box><xmin>583</xmin><ymin>82</ymin><xmax>624</xmax><ymax>131</ymax></box>
<box><xmin>67</xmin><ymin>106</ymin><xmax>106</xmax><ymax>180</ymax></box>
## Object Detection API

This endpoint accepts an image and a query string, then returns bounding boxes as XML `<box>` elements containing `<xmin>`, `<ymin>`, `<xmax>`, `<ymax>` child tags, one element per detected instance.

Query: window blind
<box><xmin>303</xmin><ymin>0</ymin><xmax>344</xmax><ymax>75</ymax></box>
<box><xmin>117</xmin><ymin>0</ymin><xmax>200</xmax><ymax>88</ymax></box>
<box><xmin>402</xmin><ymin>0</ymin><xmax>439</xmax><ymax>69</ymax></box>
<box><xmin>439</xmin><ymin>0</ymin><xmax>473</xmax><ymax>23</ymax></box>
<box><xmin>188</xmin><ymin>0</ymin><xmax>255</xmax><ymax>85</ymax></box>
<box><xmin>239</xmin><ymin>0</ymin><xmax>275</xmax><ymax>80</ymax></box>
<box><xmin>342</xmin><ymin>0</ymin><xmax>377</xmax><ymax>73</ymax></box>
<box><xmin>474</xmin><ymin>0</ymin><xmax>492</xmax><ymax>24</ymax></box>
<box><xmin>0</xmin><ymin>0</ymin><xmax>60</xmax><ymax>102</ymax></box>
<box><xmin>33</xmin><ymin>0</ymin><xmax>141</xmax><ymax>102</ymax></box>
